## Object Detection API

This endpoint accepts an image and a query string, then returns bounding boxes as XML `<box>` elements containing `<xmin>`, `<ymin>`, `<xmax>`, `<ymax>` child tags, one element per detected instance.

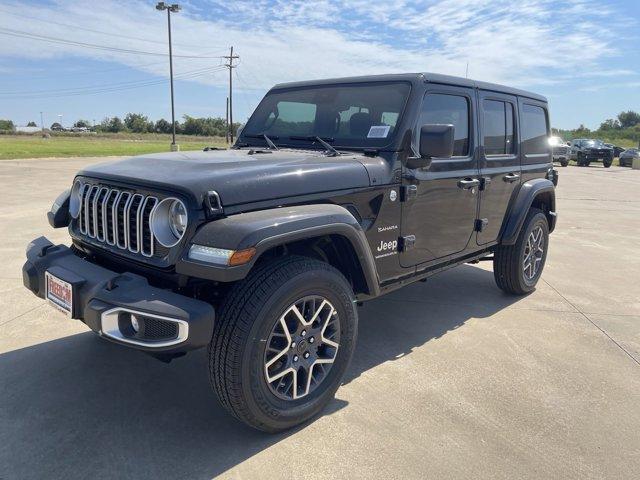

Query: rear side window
<box><xmin>483</xmin><ymin>100</ymin><xmax>515</xmax><ymax>155</ymax></box>
<box><xmin>419</xmin><ymin>93</ymin><xmax>469</xmax><ymax>156</ymax></box>
<box><xmin>521</xmin><ymin>104</ymin><xmax>549</xmax><ymax>155</ymax></box>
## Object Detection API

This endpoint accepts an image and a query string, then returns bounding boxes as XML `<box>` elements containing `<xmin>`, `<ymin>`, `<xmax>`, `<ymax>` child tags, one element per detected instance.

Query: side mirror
<box><xmin>406</xmin><ymin>124</ymin><xmax>455</xmax><ymax>169</ymax></box>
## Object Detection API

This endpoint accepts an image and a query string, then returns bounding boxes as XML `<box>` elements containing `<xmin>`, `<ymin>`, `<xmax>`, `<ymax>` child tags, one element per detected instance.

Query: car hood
<box><xmin>78</xmin><ymin>148</ymin><xmax>375</xmax><ymax>207</ymax></box>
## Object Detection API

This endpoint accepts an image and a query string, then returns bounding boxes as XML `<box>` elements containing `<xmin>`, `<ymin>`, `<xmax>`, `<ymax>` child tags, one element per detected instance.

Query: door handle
<box><xmin>503</xmin><ymin>173</ymin><xmax>520</xmax><ymax>183</ymax></box>
<box><xmin>457</xmin><ymin>178</ymin><xmax>480</xmax><ymax>190</ymax></box>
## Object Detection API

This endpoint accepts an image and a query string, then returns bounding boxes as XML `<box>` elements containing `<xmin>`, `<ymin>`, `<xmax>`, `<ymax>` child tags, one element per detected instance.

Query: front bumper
<box><xmin>22</xmin><ymin>236</ymin><xmax>214</xmax><ymax>355</ymax></box>
<box><xmin>582</xmin><ymin>150</ymin><xmax>613</xmax><ymax>161</ymax></box>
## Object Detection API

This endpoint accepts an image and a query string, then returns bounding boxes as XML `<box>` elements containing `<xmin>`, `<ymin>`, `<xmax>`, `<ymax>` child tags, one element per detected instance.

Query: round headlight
<box><xmin>168</xmin><ymin>199</ymin><xmax>187</xmax><ymax>238</ymax></box>
<box><xmin>150</xmin><ymin>198</ymin><xmax>188</xmax><ymax>248</ymax></box>
<box><xmin>69</xmin><ymin>180</ymin><xmax>83</xmax><ymax>219</ymax></box>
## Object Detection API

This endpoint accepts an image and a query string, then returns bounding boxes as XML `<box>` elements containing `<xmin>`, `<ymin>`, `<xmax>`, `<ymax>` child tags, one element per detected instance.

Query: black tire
<box><xmin>208</xmin><ymin>255</ymin><xmax>358</xmax><ymax>432</ymax></box>
<box><xmin>560</xmin><ymin>159</ymin><xmax>569</xmax><ymax>167</ymax></box>
<box><xmin>493</xmin><ymin>208</ymin><xmax>549</xmax><ymax>295</ymax></box>
<box><xmin>603</xmin><ymin>158</ymin><xmax>612</xmax><ymax>168</ymax></box>
<box><xmin>577</xmin><ymin>153</ymin><xmax>584</xmax><ymax>166</ymax></box>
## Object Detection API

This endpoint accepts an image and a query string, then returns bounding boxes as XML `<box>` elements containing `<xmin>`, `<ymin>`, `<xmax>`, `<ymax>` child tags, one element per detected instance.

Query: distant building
<box><xmin>15</xmin><ymin>126</ymin><xmax>42</xmax><ymax>133</ymax></box>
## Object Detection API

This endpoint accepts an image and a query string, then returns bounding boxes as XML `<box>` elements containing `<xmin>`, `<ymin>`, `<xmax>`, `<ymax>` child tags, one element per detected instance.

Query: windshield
<box><xmin>583</xmin><ymin>139</ymin><xmax>605</xmax><ymax>147</ymax></box>
<box><xmin>240</xmin><ymin>82</ymin><xmax>411</xmax><ymax>149</ymax></box>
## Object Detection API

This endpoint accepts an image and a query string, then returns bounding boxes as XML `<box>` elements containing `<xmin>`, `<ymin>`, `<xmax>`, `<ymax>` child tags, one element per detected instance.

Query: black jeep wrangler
<box><xmin>23</xmin><ymin>73</ymin><xmax>557</xmax><ymax>432</ymax></box>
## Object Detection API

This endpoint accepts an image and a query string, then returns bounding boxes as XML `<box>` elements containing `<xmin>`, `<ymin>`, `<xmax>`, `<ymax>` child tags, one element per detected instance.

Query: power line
<box><xmin>2</xmin><ymin>66</ymin><xmax>227</xmax><ymax>99</ymax></box>
<box><xmin>0</xmin><ymin>27</ymin><xmax>225</xmax><ymax>59</ymax></box>
<box><xmin>0</xmin><ymin>7</ymin><xmax>225</xmax><ymax>51</ymax></box>
<box><xmin>6</xmin><ymin>59</ymin><xmax>186</xmax><ymax>81</ymax></box>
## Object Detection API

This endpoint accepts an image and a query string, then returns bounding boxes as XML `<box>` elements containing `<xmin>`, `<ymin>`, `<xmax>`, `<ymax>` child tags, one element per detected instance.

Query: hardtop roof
<box><xmin>272</xmin><ymin>72</ymin><xmax>547</xmax><ymax>103</ymax></box>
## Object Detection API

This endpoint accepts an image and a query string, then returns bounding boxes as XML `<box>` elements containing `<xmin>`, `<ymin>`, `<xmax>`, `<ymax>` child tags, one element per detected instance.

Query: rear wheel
<box><xmin>603</xmin><ymin>158</ymin><xmax>612</xmax><ymax>168</ymax></box>
<box><xmin>208</xmin><ymin>256</ymin><xmax>358</xmax><ymax>432</ymax></box>
<box><xmin>560</xmin><ymin>159</ymin><xmax>569</xmax><ymax>167</ymax></box>
<box><xmin>494</xmin><ymin>208</ymin><xmax>549</xmax><ymax>295</ymax></box>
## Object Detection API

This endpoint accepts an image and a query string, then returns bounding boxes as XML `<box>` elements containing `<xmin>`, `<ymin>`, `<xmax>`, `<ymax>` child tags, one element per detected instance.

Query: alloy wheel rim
<box><xmin>523</xmin><ymin>225</ymin><xmax>545</xmax><ymax>282</ymax></box>
<box><xmin>264</xmin><ymin>295</ymin><xmax>340</xmax><ymax>401</ymax></box>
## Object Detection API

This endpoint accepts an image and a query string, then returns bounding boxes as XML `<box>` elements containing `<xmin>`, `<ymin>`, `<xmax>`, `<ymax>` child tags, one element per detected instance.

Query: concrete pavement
<box><xmin>0</xmin><ymin>157</ymin><xmax>639</xmax><ymax>479</ymax></box>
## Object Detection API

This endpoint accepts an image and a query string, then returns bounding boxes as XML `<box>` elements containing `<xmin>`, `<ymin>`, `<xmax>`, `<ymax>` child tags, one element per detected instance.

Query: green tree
<box><xmin>154</xmin><ymin>118</ymin><xmax>172</xmax><ymax>134</ymax></box>
<box><xmin>0</xmin><ymin>119</ymin><xmax>15</xmax><ymax>131</ymax></box>
<box><xmin>181</xmin><ymin>115</ymin><xmax>228</xmax><ymax>136</ymax></box>
<box><xmin>574</xmin><ymin>124</ymin><xmax>591</xmax><ymax>137</ymax></box>
<box><xmin>74</xmin><ymin>119</ymin><xmax>91</xmax><ymax>128</ymax></box>
<box><xmin>27</xmin><ymin>121</ymin><xmax>37</xmax><ymax>127</ymax></box>
<box><xmin>599</xmin><ymin>118</ymin><xmax>620</xmax><ymax>130</ymax></box>
<box><xmin>124</xmin><ymin>113</ymin><xmax>153</xmax><ymax>133</ymax></box>
<box><xmin>617</xmin><ymin>111</ymin><xmax>640</xmax><ymax>129</ymax></box>
<box><xmin>99</xmin><ymin>116</ymin><xmax>125</xmax><ymax>133</ymax></box>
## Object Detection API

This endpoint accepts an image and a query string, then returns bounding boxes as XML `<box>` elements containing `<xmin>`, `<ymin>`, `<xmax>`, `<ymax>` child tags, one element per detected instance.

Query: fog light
<box><xmin>131</xmin><ymin>315</ymin><xmax>140</xmax><ymax>333</ymax></box>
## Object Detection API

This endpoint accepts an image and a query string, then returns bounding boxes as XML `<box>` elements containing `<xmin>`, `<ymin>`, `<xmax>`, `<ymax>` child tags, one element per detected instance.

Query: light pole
<box><xmin>156</xmin><ymin>2</ymin><xmax>180</xmax><ymax>151</ymax></box>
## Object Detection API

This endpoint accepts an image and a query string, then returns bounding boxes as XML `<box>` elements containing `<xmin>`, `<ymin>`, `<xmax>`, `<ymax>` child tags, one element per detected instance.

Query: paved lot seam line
<box><xmin>543</xmin><ymin>279</ymin><xmax>640</xmax><ymax>367</ymax></box>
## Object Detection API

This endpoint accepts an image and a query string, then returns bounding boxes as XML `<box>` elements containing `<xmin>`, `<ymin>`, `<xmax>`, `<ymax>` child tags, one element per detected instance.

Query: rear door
<box><xmin>519</xmin><ymin>98</ymin><xmax>552</xmax><ymax>183</ymax></box>
<box><xmin>476</xmin><ymin>91</ymin><xmax>520</xmax><ymax>245</ymax></box>
<box><xmin>400</xmin><ymin>85</ymin><xmax>479</xmax><ymax>267</ymax></box>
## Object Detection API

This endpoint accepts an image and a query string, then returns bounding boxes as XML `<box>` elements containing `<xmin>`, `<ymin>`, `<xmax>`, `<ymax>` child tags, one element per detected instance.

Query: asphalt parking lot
<box><xmin>1</xmin><ymin>157</ymin><xmax>639</xmax><ymax>479</ymax></box>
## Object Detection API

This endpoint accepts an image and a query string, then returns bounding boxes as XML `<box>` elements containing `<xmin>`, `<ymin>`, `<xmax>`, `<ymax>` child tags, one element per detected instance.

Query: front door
<box><xmin>400</xmin><ymin>86</ymin><xmax>479</xmax><ymax>268</ymax></box>
<box><xmin>476</xmin><ymin>91</ymin><xmax>521</xmax><ymax>245</ymax></box>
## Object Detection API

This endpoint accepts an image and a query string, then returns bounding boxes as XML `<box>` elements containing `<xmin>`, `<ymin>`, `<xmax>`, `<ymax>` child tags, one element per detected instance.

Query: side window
<box><xmin>521</xmin><ymin>104</ymin><xmax>549</xmax><ymax>155</ymax></box>
<box><xmin>483</xmin><ymin>99</ymin><xmax>515</xmax><ymax>155</ymax></box>
<box><xmin>419</xmin><ymin>93</ymin><xmax>469</xmax><ymax>156</ymax></box>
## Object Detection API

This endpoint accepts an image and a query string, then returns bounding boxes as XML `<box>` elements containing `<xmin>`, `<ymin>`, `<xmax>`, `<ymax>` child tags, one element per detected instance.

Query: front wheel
<box><xmin>208</xmin><ymin>256</ymin><xmax>358</xmax><ymax>432</ymax></box>
<box><xmin>493</xmin><ymin>208</ymin><xmax>549</xmax><ymax>295</ymax></box>
<box><xmin>560</xmin><ymin>159</ymin><xmax>569</xmax><ymax>167</ymax></box>
<box><xmin>603</xmin><ymin>158</ymin><xmax>612</xmax><ymax>168</ymax></box>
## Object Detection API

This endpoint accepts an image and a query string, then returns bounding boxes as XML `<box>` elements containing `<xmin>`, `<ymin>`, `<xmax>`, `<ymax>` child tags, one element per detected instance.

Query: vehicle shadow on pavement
<box><xmin>0</xmin><ymin>264</ymin><xmax>522</xmax><ymax>479</ymax></box>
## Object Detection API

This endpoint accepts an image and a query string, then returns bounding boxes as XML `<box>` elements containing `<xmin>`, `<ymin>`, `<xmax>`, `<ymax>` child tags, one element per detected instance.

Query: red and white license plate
<box><xmin>45</xmin><ymin>271</ymin><xmax>73</xmax><ymax>317</ymax></box>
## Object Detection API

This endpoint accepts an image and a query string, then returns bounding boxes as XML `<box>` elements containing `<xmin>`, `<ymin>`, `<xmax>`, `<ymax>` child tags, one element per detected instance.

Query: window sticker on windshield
<box><xmin>367</xmin><ymin>125</ymin><xmax>390</xmax><ymax>138</ymax></box>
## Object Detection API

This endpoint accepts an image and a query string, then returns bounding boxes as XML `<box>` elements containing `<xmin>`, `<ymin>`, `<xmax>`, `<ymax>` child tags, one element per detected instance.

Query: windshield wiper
<box><xmin>244</xmin><ymin>133</ymin><xmax>279</xmax><ymax>150</ymax></box>
<box><xmin>288</xmin><ymin>135</ymin><xmax>340</xmax><ymax>157</ymax></box>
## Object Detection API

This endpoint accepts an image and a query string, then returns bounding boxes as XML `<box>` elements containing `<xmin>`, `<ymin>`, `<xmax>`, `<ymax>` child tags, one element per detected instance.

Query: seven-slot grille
<box><xmin>77</xmin><ymin>183</ymin><xmax>158</xmax><ymax>257</ymax></box>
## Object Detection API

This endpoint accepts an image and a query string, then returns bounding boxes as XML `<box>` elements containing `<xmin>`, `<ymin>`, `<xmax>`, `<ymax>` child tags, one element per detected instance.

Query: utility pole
<box><xmin>223</xmin><ymin>46</ymin><xmax>239</xmax><ymax>143</ymax></box>
<box><xmin>39</xmin><ymin>111</ymin><xmax>44</xmax><ymax>132</ymax></box>
<box><xmin>156</xmin><ymin>2</ymin><xmax>180</xmax><ymax>151</ymax></box>
<box><xmin>225</xmin><ymin>96</ymin><xmax>230</xmax><ymax>144</ymax></box>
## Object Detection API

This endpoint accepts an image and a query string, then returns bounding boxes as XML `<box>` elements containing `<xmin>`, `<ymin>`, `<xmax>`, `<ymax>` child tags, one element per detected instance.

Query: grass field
<box><xmin>0</xmin><ymin>133</ymin><xmax>227</xmax><ymax>160</ymax></box>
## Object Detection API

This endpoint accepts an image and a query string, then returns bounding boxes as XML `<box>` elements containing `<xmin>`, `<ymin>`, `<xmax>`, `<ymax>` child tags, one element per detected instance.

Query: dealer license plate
<box><xmin>45</xmin><ymin>271</ymin><xmax>73</xmax><ymax>317</ymax></box>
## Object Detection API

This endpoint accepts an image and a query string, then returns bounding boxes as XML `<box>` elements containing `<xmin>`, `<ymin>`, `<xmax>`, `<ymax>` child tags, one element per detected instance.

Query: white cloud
<box><xmin>0</xmin><ymin>0</ymin><xmax>635</xmax><ymax>96</ymax></box>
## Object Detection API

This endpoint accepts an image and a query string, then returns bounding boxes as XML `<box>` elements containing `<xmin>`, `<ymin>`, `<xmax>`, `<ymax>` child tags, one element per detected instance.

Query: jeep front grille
<box><xmin>77</xmin><ymin>184</ymin><xmax>158</xmax><ymax>257</ymax></box>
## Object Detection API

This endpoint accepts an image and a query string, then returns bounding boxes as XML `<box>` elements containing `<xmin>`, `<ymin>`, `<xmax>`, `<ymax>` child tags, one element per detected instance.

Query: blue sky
<box><xmin>0</xmin><ymin>0</ymin><xmax>638</xmax><ymax>130</ymax></box>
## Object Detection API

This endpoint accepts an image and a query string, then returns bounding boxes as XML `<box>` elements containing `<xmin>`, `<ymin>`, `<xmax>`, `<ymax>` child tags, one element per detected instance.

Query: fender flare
<box><xmin>176</xmin><ymin>204</ymin><xmax>380</xmax><ymax>296</ymax></box>
<box><xmin>500</xmin><ymin>178</ymin><xmax>556</xmax><ymax>245</ymax></box>
<box><xmin>48</xmin><ymin>189</ymin><xmax>71</xmax><ymax>228</ymax></box>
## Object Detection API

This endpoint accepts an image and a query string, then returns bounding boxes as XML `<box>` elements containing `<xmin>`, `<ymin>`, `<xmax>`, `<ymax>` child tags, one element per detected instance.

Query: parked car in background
<box><xmin>570</xmin><ymin>139</ymin><xmax>613</xmax><ymax>167</ymax></box>
<box><xmin>604</xmin><ymin>143</ymin><xmax>625</xmax><ymax>157</ymax></box>
<box><xmin>550</xmin><ymin>136</ymin><xmax>570</xmax><ymax>167</ymax></box>
<box><xmin>619</xmin><ymin>148</ymin><xmax>639</xmax><ymax>167</ymax></box>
